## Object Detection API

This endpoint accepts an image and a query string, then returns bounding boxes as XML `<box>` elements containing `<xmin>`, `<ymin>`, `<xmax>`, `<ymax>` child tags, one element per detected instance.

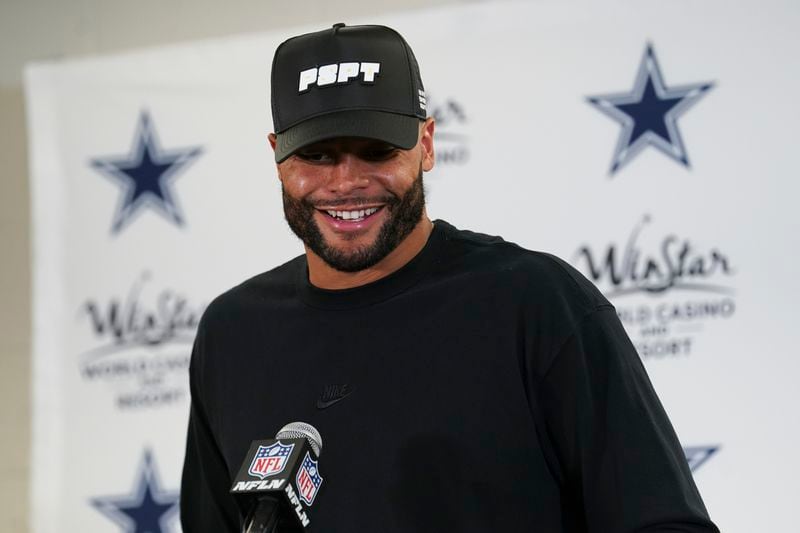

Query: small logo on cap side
<box><xmin>299</xmin><ymin>62</ymin><xmax>381</xmax><ymax>93</ymax></box>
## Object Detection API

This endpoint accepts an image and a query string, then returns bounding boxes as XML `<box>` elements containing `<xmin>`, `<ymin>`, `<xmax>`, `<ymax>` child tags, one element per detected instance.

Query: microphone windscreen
<box><xmin>276</xmin><ymin>421</ymin><xmax>323</xmax><ymax>457</ymax></box>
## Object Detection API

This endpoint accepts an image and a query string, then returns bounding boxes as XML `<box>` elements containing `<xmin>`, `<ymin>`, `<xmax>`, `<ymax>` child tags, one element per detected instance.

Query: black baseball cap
<box><xmin>271</xmin><ymin>23</ymin><xmax>427</xmax><ymax>163</ymax></box>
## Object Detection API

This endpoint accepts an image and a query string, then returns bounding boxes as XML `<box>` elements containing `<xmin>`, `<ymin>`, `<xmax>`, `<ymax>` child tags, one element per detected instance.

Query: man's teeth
<box><xmin>325</xmin><ymin>207</ymin><xmax>380</xmax><ymax>220</ymax></box>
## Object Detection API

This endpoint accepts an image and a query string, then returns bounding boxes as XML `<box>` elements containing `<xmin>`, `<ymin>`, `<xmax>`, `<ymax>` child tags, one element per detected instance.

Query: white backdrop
<box><xmin>25</xmin><ymin>0</ymin><xmax>800</xmax><ymax>531</ymax></box>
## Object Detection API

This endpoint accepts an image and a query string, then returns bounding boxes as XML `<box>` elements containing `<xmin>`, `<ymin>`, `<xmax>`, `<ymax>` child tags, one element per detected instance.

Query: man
<box><xmin>181</xmin><ymin>23</ymin><xmax>719</xmax><ymax>532</ymax></box>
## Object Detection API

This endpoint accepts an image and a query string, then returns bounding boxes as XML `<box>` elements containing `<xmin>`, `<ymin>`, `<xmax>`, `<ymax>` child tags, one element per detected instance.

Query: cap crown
<box><xmin>271</xmin><ymin>24</ymin><xmax>426</xmax><ymax>133</ymax></box>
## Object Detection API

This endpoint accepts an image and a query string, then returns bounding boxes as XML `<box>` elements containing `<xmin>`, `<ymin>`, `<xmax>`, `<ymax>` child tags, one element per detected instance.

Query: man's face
<box><xmin>272</xmin><ymin>120</ymin><xmax>435</xmax><ymax>272</ymax></box>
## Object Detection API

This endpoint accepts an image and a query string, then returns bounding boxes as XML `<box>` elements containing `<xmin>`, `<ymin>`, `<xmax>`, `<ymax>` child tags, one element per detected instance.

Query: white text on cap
<box><xmin>298</xmin><ymin>62</ymin><xmax>382</xmax><ymax>93</ymax></box>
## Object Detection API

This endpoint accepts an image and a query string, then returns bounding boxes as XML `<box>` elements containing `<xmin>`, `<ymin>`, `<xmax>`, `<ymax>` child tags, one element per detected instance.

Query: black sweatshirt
<box><xmin>180</xmin><ymin>220</ymin><xmax>719</xmax><ymax>533</ymax></box>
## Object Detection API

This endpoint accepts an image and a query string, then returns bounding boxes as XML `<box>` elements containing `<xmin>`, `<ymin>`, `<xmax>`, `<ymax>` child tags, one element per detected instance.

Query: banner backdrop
<box><xmin>26</xmin><ymin>0</ymin><xmax>799</xmax><ymax>531</ymax></box>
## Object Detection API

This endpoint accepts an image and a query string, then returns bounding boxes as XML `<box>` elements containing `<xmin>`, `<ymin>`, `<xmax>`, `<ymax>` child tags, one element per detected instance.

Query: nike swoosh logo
<box><xmin>316</xmin><ymin>386</ymin><xmax>353</xmax><ymax>410</ymax></box>
<box><xmin>316</xmin><ymin>396</ymin><xmax>350</xmax><ymax>409</ymax></box>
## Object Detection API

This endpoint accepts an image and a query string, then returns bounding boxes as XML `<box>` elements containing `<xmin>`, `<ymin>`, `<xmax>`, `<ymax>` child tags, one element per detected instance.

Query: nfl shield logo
<box><xmin>248</xmin><ymin>441</ymin><xmax>295</xmax><ymax>479</ymax></box>
<box><xmin>295</xmin><ymin>452</ymin><xmax>323</xmax><ymax>506</ymax></box>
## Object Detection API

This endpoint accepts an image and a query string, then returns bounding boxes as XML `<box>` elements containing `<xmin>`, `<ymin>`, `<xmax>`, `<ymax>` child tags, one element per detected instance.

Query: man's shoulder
<box><xmin>436</xmin><ymin>220</ymin><xmax>609</xmax><ymax>311</ymax></box>
<box><xmin>201</xmin><ymin>254</ymin><xmax>305</xmax><ymax>324</ymax></box>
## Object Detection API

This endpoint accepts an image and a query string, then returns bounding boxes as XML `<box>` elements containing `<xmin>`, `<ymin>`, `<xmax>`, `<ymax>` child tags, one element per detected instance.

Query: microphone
<box><xmin>231</xmin><ymin>422</ymin><xmax>324</xmax><ymax>533</ymax></box>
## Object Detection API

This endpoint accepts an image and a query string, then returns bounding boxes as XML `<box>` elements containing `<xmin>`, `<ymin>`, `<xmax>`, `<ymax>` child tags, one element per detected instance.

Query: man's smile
<box><xmin>322</xmin><ymin>206</ymin><xmax>381</xmax><ymax>221</ymax></box>
<box><xmin>314</xmin><ymin>204</ymin><xmax>387</xmax><ymax>234</ymax></box>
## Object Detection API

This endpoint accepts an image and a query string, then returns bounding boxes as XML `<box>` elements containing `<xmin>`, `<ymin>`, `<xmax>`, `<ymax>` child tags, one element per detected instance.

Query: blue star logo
<box><xmin>587</xmin><ymin>44</ymin><xmax>714</xmax><ymax>175</ymax></box>
<box><xmin>91</xmin><ymin>449</ymin><xmax>179</xmax><ymax>533</ymax></box>
<box><xmin>683</xmin><ymin>445</ymin><xmax>720</xmax><ymax>472</ymax></box>
<box><xmin>90</xmin><ymin>111</ymin><xmax>202</xmax><ymax>233</ymax></box>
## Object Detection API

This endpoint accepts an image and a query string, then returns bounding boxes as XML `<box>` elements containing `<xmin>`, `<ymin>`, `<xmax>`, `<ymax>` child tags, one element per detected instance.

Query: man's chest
<box><xmin>207</xmin><ymin>307</ymin><xmax>566</xmax><ymax>532</ymax></box>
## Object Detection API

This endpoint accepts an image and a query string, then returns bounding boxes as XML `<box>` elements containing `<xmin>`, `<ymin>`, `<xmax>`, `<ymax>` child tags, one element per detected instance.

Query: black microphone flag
<box><xmin>231</xmin><ymin>422</ymin><xmax>324</xmax><ymax>531</ymax></box>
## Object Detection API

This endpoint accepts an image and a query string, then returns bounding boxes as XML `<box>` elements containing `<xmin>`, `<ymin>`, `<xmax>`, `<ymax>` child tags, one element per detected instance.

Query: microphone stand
<box><xmin>242</xmin><ymin>496</ymin><xmax>281</xmax><ymax>533</ymax></box>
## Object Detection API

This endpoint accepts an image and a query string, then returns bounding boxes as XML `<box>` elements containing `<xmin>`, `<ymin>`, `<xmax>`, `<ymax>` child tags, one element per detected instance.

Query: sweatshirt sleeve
<box><xmin>180</xmin><ymin>324</ymin><xmax>242</xmax><ymax>533</ymax></box>
<box><xmin>537</xmin><ymin>306</ymin><xmax>720</xmax><ymax>532</ymax></box>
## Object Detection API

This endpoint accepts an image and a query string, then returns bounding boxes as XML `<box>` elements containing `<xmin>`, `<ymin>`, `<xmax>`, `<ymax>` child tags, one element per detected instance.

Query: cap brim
<box><xmin>274</xmin><ymin>110</ymin><xmax>420</xmax><ymax>163</ymax></box>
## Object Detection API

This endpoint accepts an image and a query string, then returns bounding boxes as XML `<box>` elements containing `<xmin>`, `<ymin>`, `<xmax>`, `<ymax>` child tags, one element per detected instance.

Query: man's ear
<box><xmin>268</xmin><ymin>133</ymin><xmax>283</xmax><ymax>182</ymax></box>
<box><xmin>419</xmin><ymin>118</ymin><xmax>435</xmax><ymax>172</ymax></box>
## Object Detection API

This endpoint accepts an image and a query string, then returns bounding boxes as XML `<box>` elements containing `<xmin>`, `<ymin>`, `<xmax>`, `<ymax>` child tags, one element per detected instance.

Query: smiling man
<box><xmin>273</xmin><ymin>126</ymin><xmax>433</xmax><ymax>288</ymax></box>
<box><xmin>180</xmin><ymin>24</ymin><xmax>719</xmax><ymax>533</ymax></box>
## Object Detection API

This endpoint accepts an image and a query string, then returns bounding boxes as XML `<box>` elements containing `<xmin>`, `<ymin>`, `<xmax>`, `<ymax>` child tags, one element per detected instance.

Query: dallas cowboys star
<box><xmin>587</xmin><ymin>43</ymin><xmax>714</xmax><ymax>175</ymax></box>
<box><xmin>90</xmin><ymin>111</ymin><xmax>202</xmax><ymax>233</ymax></box>
<box><xmin>684</xmin><ymin>445</ymin><xmax>720</xmax><ymax>472</ymax></box>
<box><xmin>92</xmin><ymin>449</ymin><xmax>179</xmax><ymax>533</ymax></box>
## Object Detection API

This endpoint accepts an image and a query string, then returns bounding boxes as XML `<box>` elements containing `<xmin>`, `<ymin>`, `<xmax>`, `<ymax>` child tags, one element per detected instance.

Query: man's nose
<box><xmin>326</xmin><ymin>154</ymin><xmax>370</xmax><ymax>194</ymax></box>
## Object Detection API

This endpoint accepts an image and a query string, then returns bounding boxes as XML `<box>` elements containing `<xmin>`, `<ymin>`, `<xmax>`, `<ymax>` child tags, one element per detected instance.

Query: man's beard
<box><xmin>282</xmin><ymin>170</ymin><xmax>426</xmax><ymax>273</ymax></box>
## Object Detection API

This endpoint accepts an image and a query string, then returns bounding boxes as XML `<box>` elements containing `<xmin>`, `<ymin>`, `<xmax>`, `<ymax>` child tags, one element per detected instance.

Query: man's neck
<box><xmin>305</xmin><ymin>216</ymin><xmax>434</xmax><ymax>290</ymax></box>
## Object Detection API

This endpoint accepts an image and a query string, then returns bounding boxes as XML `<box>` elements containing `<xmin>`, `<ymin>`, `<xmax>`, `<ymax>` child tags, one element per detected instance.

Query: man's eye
<box><xmin>362</xmin><ymin>147</ymin><xmax>397</xmax><ymax>161</ymax></box>
<box><xmin>296</xmin><ymin>152</ymin><xmax>332</xmax><ymax>163</ymax></box>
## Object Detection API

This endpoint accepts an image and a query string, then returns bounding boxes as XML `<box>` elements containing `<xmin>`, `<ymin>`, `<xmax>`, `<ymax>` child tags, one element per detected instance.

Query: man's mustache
<box><xmin>306</xmin><ymin>196</ymin><xmax>397</xmax><ymax>208</ymax></box>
